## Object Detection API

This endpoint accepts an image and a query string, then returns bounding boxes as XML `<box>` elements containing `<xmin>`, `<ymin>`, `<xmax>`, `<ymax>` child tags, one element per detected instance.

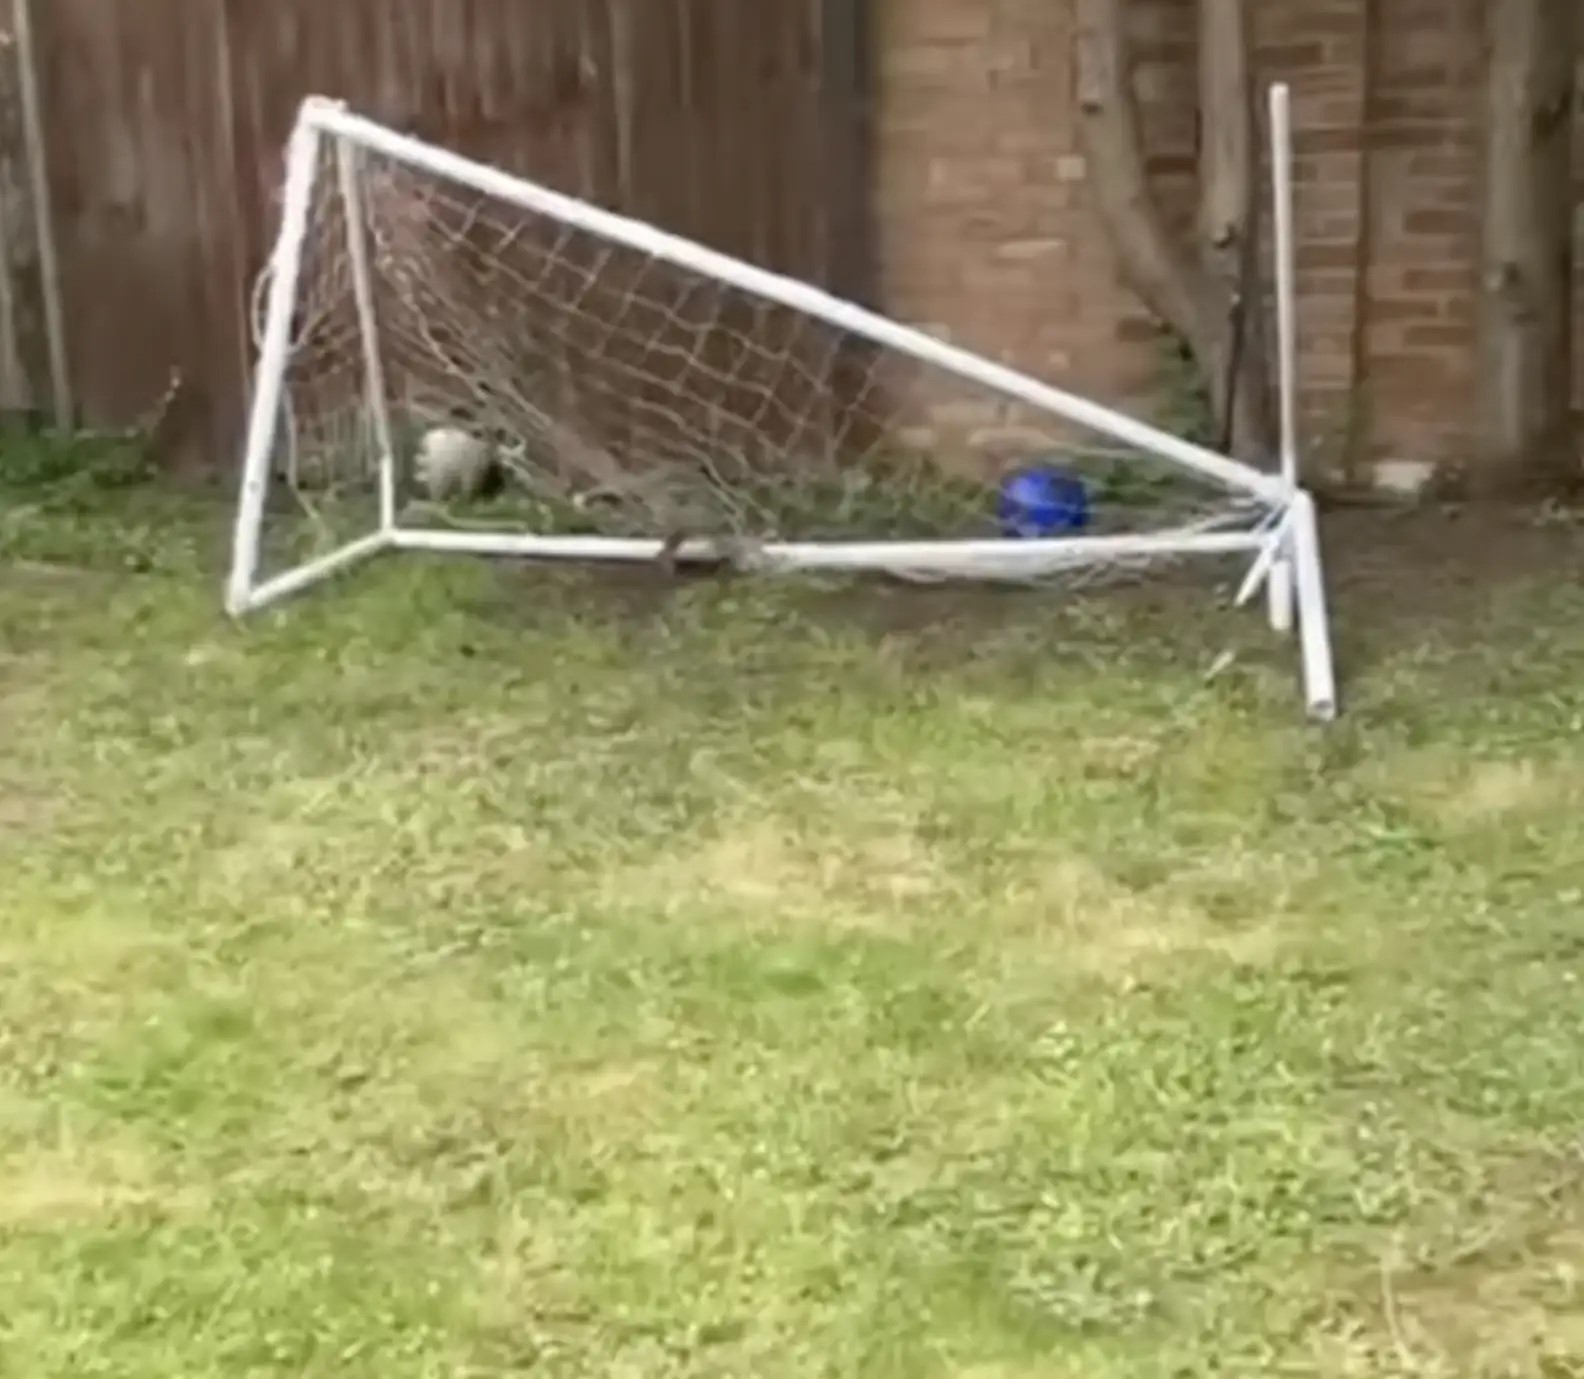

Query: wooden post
<box><xmin>1476</xmin><ymin>0</ymin><xmax>1577</xmax><ymax>490</ymax></box>
<box><xmin>10</xmin><ymin>0</ymin><xmax>70</xmax><ymax>430</ymax></box>
<box><xmin>1197</xmin><ymin>0</ymin><xmax>1272</xmax><ymax>456</ymax></box>
<box><xmin>0</xmin><ymin>103</ymin><xmax>28</xmax><ymax>411</ymax></box>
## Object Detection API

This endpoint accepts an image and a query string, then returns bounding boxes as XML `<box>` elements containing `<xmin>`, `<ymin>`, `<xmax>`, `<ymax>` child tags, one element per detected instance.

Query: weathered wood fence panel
<box><xmin>14</xmin><ymin>0</ymin><xmax>861</xmax><ymax>471</ymax></box>
<box><xmin>36</xmin><ymin>0</ymin><xmax>244</xmax><ymax>462</ymax></box>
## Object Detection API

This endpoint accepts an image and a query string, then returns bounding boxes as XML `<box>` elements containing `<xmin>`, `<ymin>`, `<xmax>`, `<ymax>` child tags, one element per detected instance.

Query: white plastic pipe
<box><xmin>1270</xmin><ymin>84</ymin><xmax>1300</xmax><ymax>492</ymax></box>
<box><xmin>1267</xmin><ymin>83</ymin><xmax>1299</xmax><ymax>635</ymax></box>
<box><xmin>226</xmin><ymin>119</ymin><xmax>325</xmax><ymax>616</ymax></box>
<box><xmin>336</xmin><ymin>140</ymin><xmax>399</xmax><ymax>532</ymax></box>
<box><xmin>391</xmin><ymin>526</ymin><xmax>1266</xmax><ymax>568</ymax></box>
<box><xmin>235</xmin><ymin>531</ymin><xmax>392</xmax><ymax>613</ymax></box>
<box><xmin>1290</xmin><ymin>491</ymin><xmax>1337</xmax><ymax>721</ymax></box>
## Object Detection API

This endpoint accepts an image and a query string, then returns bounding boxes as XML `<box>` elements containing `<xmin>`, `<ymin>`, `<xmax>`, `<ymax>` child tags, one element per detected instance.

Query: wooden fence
<box><xmin>1</xmin><ymin>0</ymin><xmax>871</xmax><ymax>471</ymax></box>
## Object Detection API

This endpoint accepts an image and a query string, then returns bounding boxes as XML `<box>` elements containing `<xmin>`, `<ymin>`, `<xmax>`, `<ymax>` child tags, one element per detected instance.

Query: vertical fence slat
<box><xmin>11</xmin><ymin>0</ymin><xmax>68</xmax><ymax>427</ymax></box>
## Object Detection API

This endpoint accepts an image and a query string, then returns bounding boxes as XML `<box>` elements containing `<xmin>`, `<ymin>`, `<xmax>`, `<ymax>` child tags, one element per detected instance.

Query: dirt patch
<box><xmin>1308</xmin><ymin>505</ymin><xmax>1584</xmax><ymax>690</ymax></box>
<box><xmin>469</xmin><ymin>505</ymin><xmax>1584</xmax><ymax>689</ymax></box>
<box><xmin>1324</xmin><ymin>503</ymin><xmax>1584</xmax><ymax>619</ymax></box>
<box><xmin>771</xmin><ymin>505</ymin><xmax>1584</xmax><ymax>683</ymax></box>
<box><xmin>805</xmin><ymin>505</ymin><xmax>1584</xmax><ymax>635</ymax></box>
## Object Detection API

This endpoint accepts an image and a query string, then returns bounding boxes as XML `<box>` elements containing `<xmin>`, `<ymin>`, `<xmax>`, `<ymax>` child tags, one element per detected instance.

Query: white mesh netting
<box><xmin>249</xmin><ymin>133</ymin><xmax>1278</xmax><ymax>587</ymax></box>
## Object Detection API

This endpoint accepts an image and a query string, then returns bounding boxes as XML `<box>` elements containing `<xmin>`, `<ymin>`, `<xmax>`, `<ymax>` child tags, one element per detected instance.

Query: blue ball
<box><xmin>998</xmin><ymin>464</ymin><xmax>1090</xmax><ymax>538</ymax></box>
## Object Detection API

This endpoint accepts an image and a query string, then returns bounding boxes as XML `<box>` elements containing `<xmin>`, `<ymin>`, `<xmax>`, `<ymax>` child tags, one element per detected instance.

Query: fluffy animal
<box><xmin>414</xmin><ymin>426</ymin><xmax>505</xmax><ymax>502</ymax></box>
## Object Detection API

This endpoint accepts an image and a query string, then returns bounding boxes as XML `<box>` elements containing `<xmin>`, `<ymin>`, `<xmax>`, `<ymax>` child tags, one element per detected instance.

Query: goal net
<box><xmin>227</xmin><ymin>93</ymin><xmax>1335</xmax><ymax>720</ymax></box>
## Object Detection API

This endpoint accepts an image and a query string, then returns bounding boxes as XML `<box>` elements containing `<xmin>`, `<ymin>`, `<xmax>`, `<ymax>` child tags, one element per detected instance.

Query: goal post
<box><xmin>1268</xmin><ymin>81</ymin><xmax>1301</xmax><ymax>638</ymax></box>
<box><xmin>226</xmin><ymin>88</ymin><xmax>1336</xmax><ymax>721</ymax></box>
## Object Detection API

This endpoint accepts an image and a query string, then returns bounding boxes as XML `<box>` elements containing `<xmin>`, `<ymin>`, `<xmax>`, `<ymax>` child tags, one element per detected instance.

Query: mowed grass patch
<box><xmin>3</xmin><ymin>492</ymin><xmax>1584</xmax><ymax>1376</ymax></box>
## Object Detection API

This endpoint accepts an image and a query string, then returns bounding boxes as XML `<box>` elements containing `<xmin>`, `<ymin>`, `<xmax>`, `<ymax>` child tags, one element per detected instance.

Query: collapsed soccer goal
<box><xmin>226</xmin><ymin>85</ymin><xmax>1336</xmax><ymax>720</ymax></box>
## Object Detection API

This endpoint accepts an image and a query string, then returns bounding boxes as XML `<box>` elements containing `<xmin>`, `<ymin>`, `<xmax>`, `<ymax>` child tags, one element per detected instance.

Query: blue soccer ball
<box><xmin>998</xmin><ymin>463</ymin><xmax>1090</xmax><ymax>538</ymax></box>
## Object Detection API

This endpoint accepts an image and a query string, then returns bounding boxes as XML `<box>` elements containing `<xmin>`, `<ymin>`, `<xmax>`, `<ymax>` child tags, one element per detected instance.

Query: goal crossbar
<box><xmin>226</xmin><ymin>89</ymin><xmax>1337</xmax><ymax>721</ymax></box>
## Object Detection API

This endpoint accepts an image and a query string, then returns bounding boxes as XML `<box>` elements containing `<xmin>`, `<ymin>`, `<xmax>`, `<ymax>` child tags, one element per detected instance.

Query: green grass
<box><xmin>4</xmin><ymin>477</ymin><xmax>1584</xmax><ymax>1377</ymax></box>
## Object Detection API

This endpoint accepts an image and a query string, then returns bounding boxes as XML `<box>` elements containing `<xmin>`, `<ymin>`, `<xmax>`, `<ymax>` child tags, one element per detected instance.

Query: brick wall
<box><xmin>876</xmin><ymin>0</ymin><xmax>1582</xmax><ymax>484</ymax></box>
<box><xmin>876</xmin><ymin>1</ymin><xmax>1117</xmax><ymax>405</ymax></box>
<box><xmin>1356</xmin><ymin>0</ymin><xmax>1483</xmax><ymax>473</ymax></box>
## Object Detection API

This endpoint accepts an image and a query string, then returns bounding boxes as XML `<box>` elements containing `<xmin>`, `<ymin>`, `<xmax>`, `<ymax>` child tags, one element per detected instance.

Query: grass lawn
<box><xmin>4</xmin><ymin>481</ymin><xmax>1584</xmax><ymax>1377</ymax></box>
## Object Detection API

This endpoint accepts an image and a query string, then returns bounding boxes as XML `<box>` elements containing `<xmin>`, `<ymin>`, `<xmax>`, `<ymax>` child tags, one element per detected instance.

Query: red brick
<box><xmin>1369</xmin><ymin>124</ymin><xmax>1477</xmax><ymax>152</ymax></box>
<box><xmin>1369</xmin><ymin>299</ymin><xmax>1440</xmax><ymax>323</ymax></box>
<box><xmin>1299</xmin><ymin>244</ymin><xmax>1363</xmax><ymax>271</ymax></box>
<box><xmin>1402</xmin><ymin>324</ymin><xmax>1472</xmax><ymax>348</ymax></box>
<box><xmin>1296</xmin><ymin>128</ymin><xmax>1365</xmax><ymax>154</ymax></box>
<box><xmin>1401</xmin><ymin>267</ymin><xmax>1473</xmax><ymax>292</ymax></box>
<box><xmin>1401</xmin><ymin>209</ymin><xmax>1470</xmax><ymax>236</ymax></box>
<box><xmin>1263</xmin><ymin>41</ymin><xmax>1328</xmax><ymax>66</ymax></box>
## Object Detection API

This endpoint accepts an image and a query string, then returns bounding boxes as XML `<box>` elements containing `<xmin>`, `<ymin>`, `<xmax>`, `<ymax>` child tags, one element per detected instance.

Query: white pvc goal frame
<box><xmin>226</xmin><ymin>84</ymin><xmax>1336</xmax><ymax>721</ymax></box>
